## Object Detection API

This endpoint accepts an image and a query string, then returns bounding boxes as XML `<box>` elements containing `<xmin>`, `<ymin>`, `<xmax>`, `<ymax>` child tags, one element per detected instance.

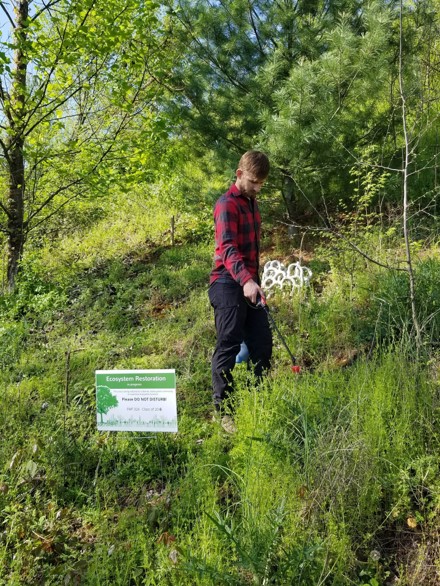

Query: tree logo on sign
<box><xmin>97</xmin><ymin>386</ymin><xmax>119</xmax><ymax>423</ymax></box>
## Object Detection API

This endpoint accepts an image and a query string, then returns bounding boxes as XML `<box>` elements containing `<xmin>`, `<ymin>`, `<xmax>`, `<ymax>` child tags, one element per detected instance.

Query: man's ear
<box><xmin>236</xmin><ymin>168</ymin><xmax>243</xmax><ymax>178</ymax></box>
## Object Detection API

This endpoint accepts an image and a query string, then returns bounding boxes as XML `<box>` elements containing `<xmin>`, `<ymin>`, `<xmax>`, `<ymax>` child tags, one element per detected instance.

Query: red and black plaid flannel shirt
<box><xmin>210</xmin><ymin>183</ymin><xmax>261</xmax><ymax>286</ymax></box>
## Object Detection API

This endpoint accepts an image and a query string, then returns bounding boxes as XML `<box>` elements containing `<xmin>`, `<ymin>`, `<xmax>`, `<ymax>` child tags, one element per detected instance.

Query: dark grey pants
<box><xmin>208</xmin><ymin>280</ymin><xmax>273</xmax><ymax>410</ymax></box>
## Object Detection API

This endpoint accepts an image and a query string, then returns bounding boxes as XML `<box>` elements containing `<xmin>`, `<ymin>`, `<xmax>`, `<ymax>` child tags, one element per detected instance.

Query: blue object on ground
<box><xmin>236</xmin><ymin>341</ymin><xmax>249</xmax><ymax>363</ymax></box>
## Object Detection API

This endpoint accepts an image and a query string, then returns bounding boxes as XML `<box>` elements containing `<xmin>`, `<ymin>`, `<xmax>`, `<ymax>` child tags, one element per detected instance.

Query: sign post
<box><xmin>95</xmin><ymin>369</ymin><xmax>177</xmax><ymax>432</ymax></box>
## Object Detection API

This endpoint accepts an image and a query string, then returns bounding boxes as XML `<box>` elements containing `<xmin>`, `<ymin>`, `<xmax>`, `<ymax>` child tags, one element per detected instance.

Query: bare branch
<box><xmin>22</xmin><ymin>85</ymin><xmax>83</xmax><ymax>139</ymax></box>
<box><xmin>331</xmin><ymin>229</ymin><xmax>406</xmax><ymax>272</ymax></box>
<box><xmin>283</xmin><ymin>221</ymin><xmax>407</xmax><ymax>272</ymax></box>
<box><xmin>31</xmin><ymin>0</ymin><xmax>68</xmax><ymax>22</ymax></box>
<box><xmin>24</xmin><ymin>176</ymin><xmax>84</xmax><ymax>226</ymax></box>
<box><xmin>248</xmin><ymin>1</ymin><xmax>265</xmax><ymax>57</ymax></box>
<box><xmin>0</xmin><ymin>136</ymin><xmax>11</xmax><ymax>164</ymax></box>
<box><xmin>0</xmin><ymin>1</ymin><xmax>15</xmax><ymax>28</ymax></box>
<box><xmin>26</xmin><ymin>190</ymin><xmax>86</xmax><ymax>232</ymax></box>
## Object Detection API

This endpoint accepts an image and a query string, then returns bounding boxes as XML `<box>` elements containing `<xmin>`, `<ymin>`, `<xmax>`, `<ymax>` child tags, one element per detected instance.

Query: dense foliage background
<box><xmin>1</xmin><ymin>1</ymin><xmax>440</xmax><ymax>584</ymax></box>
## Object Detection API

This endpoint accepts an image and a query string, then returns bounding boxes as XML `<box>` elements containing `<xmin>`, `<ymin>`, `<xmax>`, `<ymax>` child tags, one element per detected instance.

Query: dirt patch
<box><xmin>375</xmin><ymin>522</ymin><xmax>440</xmax><ymax>585</ymax></box>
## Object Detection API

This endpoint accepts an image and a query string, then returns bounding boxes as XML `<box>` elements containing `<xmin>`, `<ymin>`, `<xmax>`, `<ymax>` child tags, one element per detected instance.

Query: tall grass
<box><xmin>179</xmin><ymin>351</ymin><xmax>437</xmax><ymax>585</ymax></box>
<box><xmin>1</xmin><ymin>201</ymin><xmax>440</xmax><ymax>584</ymax></box>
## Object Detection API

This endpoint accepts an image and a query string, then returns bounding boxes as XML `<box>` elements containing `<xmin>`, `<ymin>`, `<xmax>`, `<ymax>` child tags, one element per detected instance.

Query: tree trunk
<box><xmin>7</xmin><ymin>141</ymin><xmax>26</xmax><ymax>291</ymax></box>
<box><xmin>6</xmin><ymin>0</ymin><xmax>29</xmax><ymax>291</ymax></box>
<box><xmin>281</xmin><ymin>173</ymin><xmax>296</xmax><ymax>219</ymax></box>
<box><xmin>399</xmin><ymin>0</ymin><xmax>422</xmax><ymax>348</ymax></box>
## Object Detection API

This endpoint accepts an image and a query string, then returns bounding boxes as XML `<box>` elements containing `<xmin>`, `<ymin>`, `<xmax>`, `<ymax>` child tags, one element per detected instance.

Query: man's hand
<box><xmin>243</xmin><ymin>279</ymin><xmax>265</xmax><ymax>305</ymax></box>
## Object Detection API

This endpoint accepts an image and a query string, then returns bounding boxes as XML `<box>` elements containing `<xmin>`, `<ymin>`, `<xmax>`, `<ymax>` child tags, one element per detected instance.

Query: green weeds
<box><xmin>1</xmin><ymin>202</ymin><xmax>440</xmax><ymax>584</ymax></box>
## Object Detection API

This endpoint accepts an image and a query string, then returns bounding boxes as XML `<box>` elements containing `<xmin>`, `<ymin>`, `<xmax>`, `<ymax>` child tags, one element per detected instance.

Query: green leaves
<box><xmin>0</xmin><ymin>0</ymin><xmax>176</xmax><ymax>288</ymax></box>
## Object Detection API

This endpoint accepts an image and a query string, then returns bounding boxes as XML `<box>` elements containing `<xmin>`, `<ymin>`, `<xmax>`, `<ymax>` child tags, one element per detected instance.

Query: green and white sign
<box><xmin>95</xmin><ymin>370</ymin><xmax>177</xmax><ymax>432</ymax></box>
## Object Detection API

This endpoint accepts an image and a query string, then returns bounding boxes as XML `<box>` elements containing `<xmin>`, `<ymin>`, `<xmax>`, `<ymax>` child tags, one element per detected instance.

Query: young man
<box><xmin>208</xmin><ymin>151</ymin><xmax>273</xmax><ymax>431</ymax></box>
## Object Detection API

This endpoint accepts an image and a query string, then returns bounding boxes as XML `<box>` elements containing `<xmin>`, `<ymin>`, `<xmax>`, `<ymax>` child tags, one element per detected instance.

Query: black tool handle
<box><xmin>256</xmin><ymin>295</ymin><xmax>299</xmax><ymax>368</ymax></box>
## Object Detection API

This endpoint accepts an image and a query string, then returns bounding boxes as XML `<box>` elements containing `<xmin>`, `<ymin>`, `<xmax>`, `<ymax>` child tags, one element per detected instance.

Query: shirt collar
<box><xmin>229</xmin><ymin>183</ymin><xmax>253</xmax><ymax>201</ymax></box>
<box><xmin>228</xmin><ymin>183</ymin><xmax>241</xmax><ymax>196</ymax></box>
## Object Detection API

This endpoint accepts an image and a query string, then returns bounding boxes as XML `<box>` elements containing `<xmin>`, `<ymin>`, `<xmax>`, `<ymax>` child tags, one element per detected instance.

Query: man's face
<box><xmin>236</xmin><ymin>168</ymin><xmax>266</xmax><ymax>199</ymax></box>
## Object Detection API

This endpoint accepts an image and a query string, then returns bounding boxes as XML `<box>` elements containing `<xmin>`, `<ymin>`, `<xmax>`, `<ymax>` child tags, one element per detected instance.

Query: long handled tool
<box><xmin>257</xmin><ymin>296</ymin><xmax>301</xmax><ymax>373</ymax></box>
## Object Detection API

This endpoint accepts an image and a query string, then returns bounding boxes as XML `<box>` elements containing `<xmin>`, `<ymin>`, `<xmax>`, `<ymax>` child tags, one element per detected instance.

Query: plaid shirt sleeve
<box><xmin>212</xmin><ymin>186</ymin><xmax>260</xmax><ymax>286</ymax></box>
